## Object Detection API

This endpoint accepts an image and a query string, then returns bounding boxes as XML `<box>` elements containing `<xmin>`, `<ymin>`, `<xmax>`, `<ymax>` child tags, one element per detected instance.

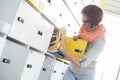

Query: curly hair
<box><xmin>81</xmin><ymin>5</ymin><xmax>103</xmax><ymax>27</ymax></box>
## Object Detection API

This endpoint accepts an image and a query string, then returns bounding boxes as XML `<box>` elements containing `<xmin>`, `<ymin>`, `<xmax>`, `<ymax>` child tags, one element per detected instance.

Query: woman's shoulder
<box><xmin>89</xmin><ymin>36</ymin><xmax>106</xmax><ymax>45</ymax></box>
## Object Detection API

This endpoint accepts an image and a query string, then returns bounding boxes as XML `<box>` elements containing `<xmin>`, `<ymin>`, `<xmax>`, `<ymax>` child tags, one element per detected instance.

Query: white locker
<box><xmin>38</xmin><ymin>54</ymin><xmax>56</xmax><ymax>80</ymax></box>
<box><xmin>20</xmin><ymin>50</ymin><xmax>45</xmax><ymax>80</ymax></box>
<box><xmin>0</xmin><ymin>0</ymin><xmax>54</xmax><ymax>52</ymax></box>
<box><xmin>63</xmin><ymin>0</ymin><xmax>84</xmax><ymax>25</ymax></box>
<box><xmin>59</xmin><ymin>62</ymin><xmax>69</xmax><ymax>80</ymax></box>
<box><xmin>0</xmin><ymin>40</ymin><xmax>29</xmax><ymax>80</ymax></box>
<box><xmin>0</xmin><ymin>36</ymin><xmax>6</xmax><ymax>57</ymax></box>
<box><xmin>8</xmin><ymin>0</ymin><xmax>54</xmax><ymax>52</ymax></box>
<box><xmin>0</xmin><ymin>0</ymin><xmax>23</xmax><ymax>34</ymax></box>
<box><xmin>50</xmin><ymin>59</ymin><xmax>66</xmax><ymax>80</ymax></box>
<box><xmin>39</xmin><ymin>0</ymin><xmax>80</xmax><ymax>36</ymax></box>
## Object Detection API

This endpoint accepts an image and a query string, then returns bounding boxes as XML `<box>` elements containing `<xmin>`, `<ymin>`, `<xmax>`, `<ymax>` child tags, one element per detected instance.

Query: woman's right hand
<box><xmin>59</xmin><ymin>34</ymin><xmax>66</xmax><ymax>51</ymax></box>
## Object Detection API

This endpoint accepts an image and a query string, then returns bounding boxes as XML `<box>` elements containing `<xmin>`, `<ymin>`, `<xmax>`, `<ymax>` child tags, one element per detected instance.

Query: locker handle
<box><xmin>17</xmin><ymin>17</ymin><xmax>24</xmax><ymax>24</ymax></box>
<box><xmin>74</xmin><ymin>49</ymin><xmax>82</xmax><ymax>53</ymax></box>
<box><xmin>27</xmin><ymin>64</ymin><xmax>32</xmax><ymax>68</ymax></box>
<box><xmin>38</xmin><ymin>31</ymin><xmax>43</xmax><ymax>36</ymax></box>
<box><xmin>2</xmin><ymin>58</ymin><xmax>10</xmax><ymax>64</ymax></box>
<box><xmin>42</xmin><ymin>68</ymin><xmax>46</xmax><ymax>71</ymax></box>
<box><xmin>47</xmin><ymin>0</ymin><xmax>51</xmax><ymax>3</ymax></box>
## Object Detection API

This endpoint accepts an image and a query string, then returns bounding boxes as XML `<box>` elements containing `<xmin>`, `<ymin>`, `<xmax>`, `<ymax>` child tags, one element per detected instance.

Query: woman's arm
<box><xmin>59</xmin><ymin>35</ymin><xmax>81</xmax><ymax>67</ymax></box>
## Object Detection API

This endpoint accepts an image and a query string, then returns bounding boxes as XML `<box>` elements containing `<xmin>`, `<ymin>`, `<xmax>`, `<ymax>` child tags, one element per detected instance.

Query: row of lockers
<box><xmin>0</xmin><ymin>36</ymin><xmax>68</xmax><ymax>80</ymax></box>
<box><xmin>0</xmin><ymin>0</ymin><xmax>86</xmax><ymax>80</ymax></box>
<box><xmin>0</xmin><ymin>0</ymin><xmax>54</xmax><ymax>53</ymax></box>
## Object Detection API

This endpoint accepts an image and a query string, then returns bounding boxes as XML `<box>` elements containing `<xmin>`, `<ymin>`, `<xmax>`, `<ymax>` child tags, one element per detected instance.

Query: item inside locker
<box><xmin>48</xmin><ymin>27</ymin><xmax>66</xmax><ymax>51</ymax></box>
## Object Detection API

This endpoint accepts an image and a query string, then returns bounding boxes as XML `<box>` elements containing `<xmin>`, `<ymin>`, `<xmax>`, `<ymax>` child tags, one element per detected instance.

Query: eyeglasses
<box><xmin>82</xmin><ymin>20</ymin><xmax>89</xmax><ymax>24</ymax></box>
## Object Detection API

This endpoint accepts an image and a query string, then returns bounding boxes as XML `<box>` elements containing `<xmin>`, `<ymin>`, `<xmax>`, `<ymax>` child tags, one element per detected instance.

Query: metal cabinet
<box><xmin>39</xmin><ymin>0</ymin><xmax>80</xmax><ymax>37</ymax></box>
<box><xmin>28</xmin><ymin>14</ymin><xmax>54</xmax><ymax>52</ymax></box>
<box><xmin>63</xmin><ymin>0</ymin><xmax>84</xmax><ymax>25</ymax></box>
<box><xmin>20</xmin><ymin>51</ymin><xmax>45</xmax><ymax>80</ymax></box>
<box><xmin>0</xmin><ymin>37</ymin><xmax>6</xmax><ymax>57</ymax></box>
<box><xmin>50</xmin><ymin>59</ymin><xmax>69</xmax><ymax>80</ymax></box>
<box><xmin>38</xmin><ymin>54</ymin><xmax>56</xmax><ymax>80</ymax></box>
<box><xmin>8</xmin><ymin>0</ymin><xmax>54</xmax><ymax>52</ymax></box>
<box><xmin>0</xmin><ymin>40</ymin><xmax>29</xmax><ymax>80</ymax></box>
<box><xmin>0</xmin><ymin>0</ymin><xmax>23</xmax><ymax>35</ymax></box>
<box><xmin>0</xmin><ymin>0</ymin><xmax>54</xmax><ymax>52</ymax></box>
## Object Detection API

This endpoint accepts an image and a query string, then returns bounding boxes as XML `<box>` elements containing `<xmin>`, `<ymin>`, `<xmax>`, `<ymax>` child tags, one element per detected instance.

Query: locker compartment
<box><xmin>39</xmin><ymin>0</ymin><xmax>80</xmax><ymax>34</ymax></box>
<box><xmin>8</xmin><ymin>1</ymin><xmax>54</xmax><ymax>52</ymax></box>
<box><xmin>64</xmin><ymin>0</ymin><xmax>84</xmax><ymax>25</ymax></box>
<box><xmin>29</xmin><ymin>14</ymin><xmax>54</xmax><ymax>52</ymax></box>
<box><xmin>0</xmin><ymin>40</ymin><xmax>29</xmax><ymax>80</ymax></box>
<box><xmin>8</xmin><ymin>0</ymin><xmax>39</xmax><ymax>48</ymax></box>
<box><xmin>59</xmin><ymin>62</ymin><xmax>69</xmax><ymax>80</ymax></box>
<box><xmin>0</xmin><ymin>0</ymin><xmax>23</xmax><ymax>35</ymax></box>
<box><xmin>50</xmin><ymin>59</ymin><xmax>66</xmax><ymax>80</ymax></box>
<box><xmin>38</xmin><ymin>54</ymin><xmax>56</xmax><ymax>80</ymax></box>
<box><xmin>20</xmin><ymin>50</ymin><xmax>45</xmax><ymax>80</ymax></box>
<box><xmin>0</xmin><ymin>37</ymin><xmax>6</xmax><ymax>57</ymax></box>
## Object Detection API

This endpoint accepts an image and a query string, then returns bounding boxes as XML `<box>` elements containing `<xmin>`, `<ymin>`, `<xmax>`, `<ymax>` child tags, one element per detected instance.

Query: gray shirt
<box><xmin>69</xmin><ymin>37</ymin><xmax>105</xmax><ymax>74</ymax></box>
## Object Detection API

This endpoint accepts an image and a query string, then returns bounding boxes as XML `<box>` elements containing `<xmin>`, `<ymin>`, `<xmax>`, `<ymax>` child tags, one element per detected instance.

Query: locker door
<box><xmin>0</xmin><ymin>40</ymin><xmax>29</xmax><ymax>80</ymax></box>
<box><xmin>64</xmin><ymin>0</ymin><xmax>84</xmax><ymax>25</ymax></box>
<box><xmin>0</xmin><ymin>37</ymin><xmax>6</xmax><ymax>57</ymax></box>
<box><xmin>8</xmin><ymin>0</ymin><xmax>37</xmax><ymax>46</ymax></box>
<box><xmin>20</xmin><ymin>50</ymin><xmax>45</xmax><ymax>80</ymax></box>
<box><xmin>50</xmin><ymin>59</ymin><xmax>65</xmax><ymax>80</ymax></box>
<box><xmin>38</xmin><ymin>54</ymin><xmax>56</xmax><ymax>80</ymax></box>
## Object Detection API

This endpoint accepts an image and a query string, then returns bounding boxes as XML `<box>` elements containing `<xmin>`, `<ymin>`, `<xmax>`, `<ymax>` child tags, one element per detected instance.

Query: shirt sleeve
<box><xmin>80</xmin><ymin>37</ymin><xmax>105</xmax><ymax>68</ymax></box>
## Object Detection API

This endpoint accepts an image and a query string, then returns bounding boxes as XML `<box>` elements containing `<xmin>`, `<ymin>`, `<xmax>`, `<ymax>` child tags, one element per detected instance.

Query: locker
<box><xmin>0</xmin><ymin>40</ymin><xmax>29</xmax><ymax>80</ymax></box>
<box><xmin>50</xmin><ymin>59</ymin><xmax>65</xmax><ymax>80</ymax></box>
<box><xmin>39</xmin><ymin>0</ymin><xmax>80</xmax><ymax>37</ymax></box>
<box><xmin>59</xmin><ymin>62</ymin><xmax>69</xmax><ymax>80</ymax></box>
<box><xmin>0</xmin><ymin>37</ymin><xmax>6</xmax><ymax>57</ymax></box>
<box><xmin>8</xmin><ymin>1</ymin><xmax>54</xmax><ymax>52</ymax></box>
<box><xmin>20</xmin><ymin>50</ymin><xmax>45</xmax><ymax>80</ymax></box>
<box><xmin>38</xmin><ymin>54</ymin><xmax>56</xmax><ymax>80</ymax></box>
<box><xmin>29</xmin><ymin>15</ymin><xmax>54</xmax><ymax>52</ymax></box>
<box><xmin>0</xmin><ymin>0</ymin><xmax>22</xmax><ymax>34</ymax></box>
<box><xmin>64</xmin><ymin>0</ymin><xmax>84</xmax><ymax>25</ymax></box>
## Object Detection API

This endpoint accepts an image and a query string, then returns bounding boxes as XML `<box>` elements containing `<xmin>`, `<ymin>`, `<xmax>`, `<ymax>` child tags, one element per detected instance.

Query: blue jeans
<box><xmin>62</xmin><ymin>68</ymin><xmax>95</xmax><ymax>80</ymax></box>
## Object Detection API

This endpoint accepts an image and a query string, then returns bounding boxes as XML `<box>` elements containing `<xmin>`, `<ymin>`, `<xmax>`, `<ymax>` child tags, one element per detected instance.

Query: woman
<box><xmin>59</xmin><ymin>5</ymin><xmax>106</xmax><ymax>80</ymax></box>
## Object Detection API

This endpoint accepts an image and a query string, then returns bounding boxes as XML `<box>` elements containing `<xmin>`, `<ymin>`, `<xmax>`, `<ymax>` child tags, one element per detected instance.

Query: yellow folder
<box><xmin>56</xmin><ymin>37</ymin><xmax>88</xmax><ymax>61</ymax></box>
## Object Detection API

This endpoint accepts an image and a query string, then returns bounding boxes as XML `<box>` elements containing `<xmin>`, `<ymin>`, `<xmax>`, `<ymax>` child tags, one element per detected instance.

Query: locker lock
<box><xmin>38</xmin><ymin>31</ymin><xmax>43</xmax><ymax>36</ymax></box>
<box><xmin>2</xmin><ymin>58</ymin><xmax>10</xmax><ymax>64</ymax></box>
<box><xmin>27</xmin><ymin>64</ymin><xmax>32</xmax><ymax>68</ymax></box>
<box><xmin>42</xmin><ymin>68</ymin><xmax>46</xmax><ymax>71</ymax></box>
<box><xmin>17</xmin><ymin>17</ymin><xmax>24</xmax><ymax>23</ymax></box>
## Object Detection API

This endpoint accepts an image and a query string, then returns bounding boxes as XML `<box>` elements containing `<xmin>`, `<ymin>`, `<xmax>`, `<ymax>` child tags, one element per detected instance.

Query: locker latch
<box><xmin>2</xmin><ymin>58</ymin><xmax>10</xmax><ymax>64</ymax></box>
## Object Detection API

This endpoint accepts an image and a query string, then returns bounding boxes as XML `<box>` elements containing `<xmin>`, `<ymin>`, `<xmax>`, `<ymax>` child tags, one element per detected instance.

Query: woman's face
<box><xmin>81</xmin><ymin>14</ymin><xmax>98</xmax><ymax>31</ymax></box>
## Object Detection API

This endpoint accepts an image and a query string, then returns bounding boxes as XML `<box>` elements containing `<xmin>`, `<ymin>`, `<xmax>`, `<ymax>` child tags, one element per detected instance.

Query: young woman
<box><xmin>59</xmin><ymin>5</ymin><xmax>106</xmax><ymax>80</ymax></box>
